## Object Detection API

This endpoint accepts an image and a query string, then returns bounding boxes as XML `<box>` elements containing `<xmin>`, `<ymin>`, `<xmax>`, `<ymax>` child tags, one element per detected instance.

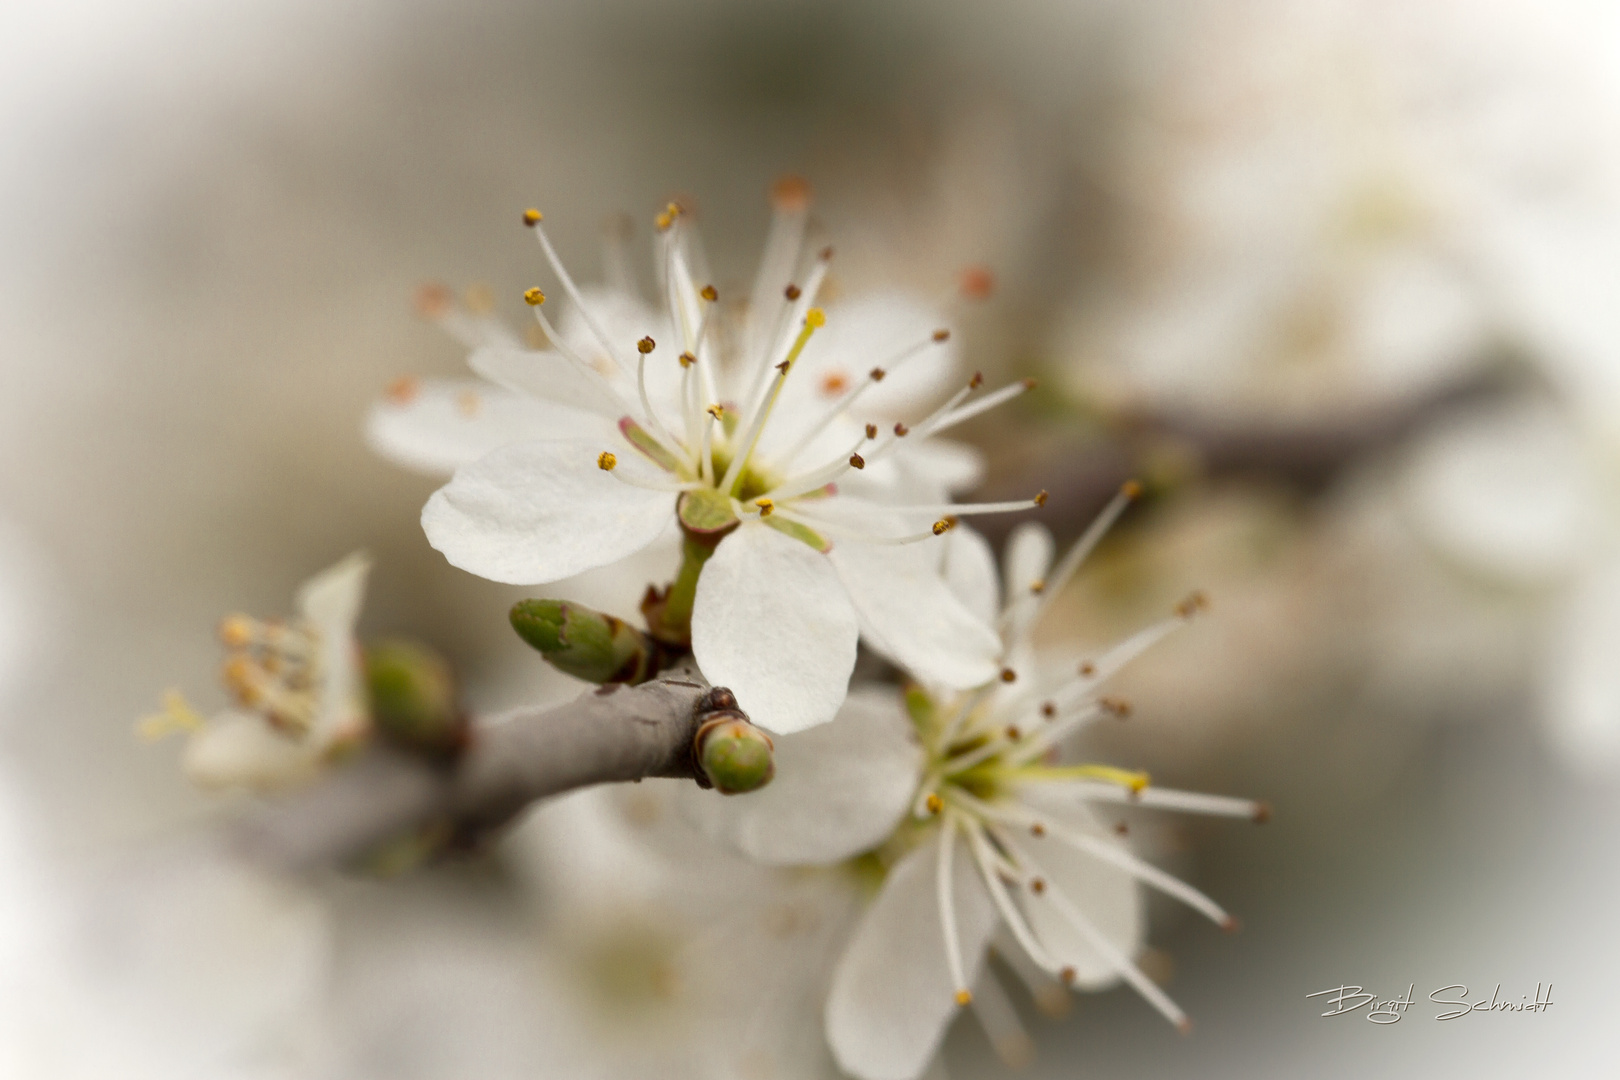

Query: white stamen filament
<box><xmin>1053</xmin><ymin>782</ymin><xmax>1266</xmax><ymax>820</ymax></box>
<box><xmin>967</xmin><ymin>968</ymin><xmax>1035</xmax><ymax>1071</ymax></box>
<box><xmin>921</xmin><ymin>380</ymin><xmax>1035</xmax><ymax>438</ymax></box>
<box><xmin>1002</xmin><ymin>833</ymin><xmax>1190</xmax><ymax>1031</ymax></box>
<box><xmin>1025</xmin><ymin>486</ymin><xmax>1137</xmax><ymax>634</ymax></box>
<box><xmin>635</xmin><ymin>347</ymin><xmax>686</xmax><ymax>466</ymax></box>
<box><xmin>527</xmin><ymin>304</ymin><xmax>647</xmax><ymax>428</ymax></box>
<box><xmin>760</xmin><ymin>435</ymin><xmax>869</xmax><ymax>503</ymax></box>
<box><xmin>963</xmin><ymin>820</ymin><xmax>1064</xmax><ymax>975</ymax></box>
<box><xmin>776</xmin><ymin>333</ymin><xmax>947</xmax><ymax>465</ymax></box>
<box><xmin>968</xmin><ymin>793</ymin><xmax>1233</xmax><ymax>928</ymax></box>
<box><xmin>531</xmin><ymin>220</ymin><xmax>634</xmax><ymax>378</ymax></box>
<box><xmin>1006</xmin><ymin>703</ymin><xmax>1105</xmax><ymax>765</ymax></box>
<box><xmin>721</xmin><ymin>314</ymin><xmax>822</xmax><ymax>495</ymax></box>
<box><xmin>936</xmin><ymin>813</ymin><xmax>971</xmax><ymax>1004</ymax></box>
<box><xmin>747</xmin><ymin>201</ymin><xmax>808</xmax><ymax>355</ymax></box>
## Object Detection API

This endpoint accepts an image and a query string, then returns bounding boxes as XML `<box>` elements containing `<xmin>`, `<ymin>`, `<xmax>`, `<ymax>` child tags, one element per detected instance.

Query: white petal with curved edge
<box><xmin>830</xmin><ymin>540</ymin><xmax>1002</xmax><ymax>689</ymax></box>
<box><xmin>691</xmin><ymin>522</ymin><xmax>858</xmax><ymax>734</ymax></box>
<box><xmin>1541</xmin><ymin>556</ymin><xmax>1620</xmax><ymax>774</ymax></box>
<box><xmin>941</xmin><ymin>525</ymin><xmax>999</xmax><ymax>627</ymax></box>
<box><xmin>183</xmin><ymin>712</ymin><xmax>321</xmax><ymax>791</ymax></box>
<box><xmin>678</xmin><ymin>687</ymin><xmax>921</xmax><ymax>865</ymax></box>
<box><xmin>294</xmin><ymin>550</ymin><xmax>371</xmax><ymax>634</ymax></box>
<box><xmin>1401</xmin><ymin>401</ymin><xmax>1597</xmax><ymax>583</ymax></box>
<box><xmin>422</xmin><ymin>440</ymin><xmax>673</xmax><ymax>585</ymax></box>
<box><xmin>826</xmin><ymin>832</ymin><xmax>998</xmax><ymax>1080</ymax></box>
<box><xmin>468</xmin><ymin>346</ymin><xmax>627</xmax><ymax>422</ymax></box>
<box><xmin>365</xmin><ymin>377</ymin><xmax>605</xmax><ymax>477</ymax></box>
<box><xmin>1003</xmin><ymin>521</ymin><xmax>1055</xmax><ymax>596</ymax></box>
<box><xmin>1013</xmin><ymin>792</ymin><xmax>1141</xmax><ymax>989</ymax></box>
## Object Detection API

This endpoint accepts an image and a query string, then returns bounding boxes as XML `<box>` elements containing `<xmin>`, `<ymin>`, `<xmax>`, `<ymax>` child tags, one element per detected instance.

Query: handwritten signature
<box><xmin>1306</xmin><ymin>984</ymin><xmax>1553</xmax><ymax>1024</ymax></box>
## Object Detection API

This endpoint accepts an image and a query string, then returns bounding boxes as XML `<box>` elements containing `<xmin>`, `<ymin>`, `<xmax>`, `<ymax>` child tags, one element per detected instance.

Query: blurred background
<box><xmin>0</xmin><ymin>0</ymin><xmax>1616</xmax><ymax>1075</ymax></box>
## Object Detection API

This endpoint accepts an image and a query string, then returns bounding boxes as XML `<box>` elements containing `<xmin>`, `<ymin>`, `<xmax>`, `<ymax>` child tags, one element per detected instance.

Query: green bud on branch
<box><xmin>510</xmin><ymin>599</ymin><xmax>664</xmax><ymax>685</ymax></box>
<box><xmin>692</xmin><ymin>686</ymin><xmax>775</xmax><ymax>795</ymax></box>
<box><xmin>364</xmin><ymin>638</ymin><xmax>465</xmax><ymax>758</ymax></box>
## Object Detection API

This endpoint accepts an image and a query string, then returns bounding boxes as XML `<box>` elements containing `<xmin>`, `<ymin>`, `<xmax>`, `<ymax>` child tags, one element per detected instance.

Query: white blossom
<box><xmin>381</xmin><ymin>192</ymin><xmax>1043</xmax><ymax>733</ymax></box>
<box><xmin>142</xmin><ymin>552</ymin><xmax>372</xmax><ymax>791</ymax></box>
<box><xmin>689</xmin><ymin>494</ymin><xmax>1263</xmax><ymax>1080</ymax></box>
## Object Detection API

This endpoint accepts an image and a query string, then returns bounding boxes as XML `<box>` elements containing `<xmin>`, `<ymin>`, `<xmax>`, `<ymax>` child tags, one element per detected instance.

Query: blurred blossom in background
<box><xmin>0</xmin><ymin>0</ymin><xmax>1617</xmax><ymax>1076</ymax></box>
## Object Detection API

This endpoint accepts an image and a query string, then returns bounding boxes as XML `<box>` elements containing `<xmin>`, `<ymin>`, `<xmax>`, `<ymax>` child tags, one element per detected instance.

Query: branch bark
<box><xmin>234</xmin><ymin>675</ymin><xmax>713</xmax><ymax>872</ymax></box>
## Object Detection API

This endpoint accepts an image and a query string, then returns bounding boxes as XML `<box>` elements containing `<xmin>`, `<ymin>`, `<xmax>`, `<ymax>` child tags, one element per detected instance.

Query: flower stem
<box><xmin>644</xmin><ymin>533</ymin><xmax>719</xmax><ymax>647</ymax></box>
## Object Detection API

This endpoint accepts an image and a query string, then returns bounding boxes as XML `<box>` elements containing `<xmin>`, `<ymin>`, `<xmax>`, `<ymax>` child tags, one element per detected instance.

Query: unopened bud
<box><xmin>696</xmin><ymin>715</ymin><xmax>775</xmax><ymax>795</ymax></box>
<box><xmin>509</xmin><ymin>599</ymin><xmax>662</xmax><ymax>685</ymax></box>
<box><xmin>364</xmin><ymin>639</ymin><xmax>464</xmax><ymax>757</ymax></box>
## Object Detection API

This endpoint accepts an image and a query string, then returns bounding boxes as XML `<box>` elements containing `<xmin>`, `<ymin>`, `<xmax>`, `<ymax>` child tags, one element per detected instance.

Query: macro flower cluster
<box><xmin>148</xmin><ymin>180</ymin><xmax>1262</xmax><ymax>1080</ymax></box>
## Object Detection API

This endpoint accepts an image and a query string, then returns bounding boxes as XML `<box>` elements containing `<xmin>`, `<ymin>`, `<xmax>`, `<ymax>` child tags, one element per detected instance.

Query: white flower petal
<box><xmin>692</xmin><ymin>522</ymin><xmax>859</xmax><ymax>734</ymax></box>
<box><xmin>826</xmin><ymin>833</ymin><xmax>999</xmax><ymax>1080</ymax></box>
<box><xmin>1401</xmin><ymin>400</ymin><xmax>1597</xmax><ymax>582</ymax></box>
<box><xmin>678</xmin><ymin>687</ymin><xmax>922</xmax><ymax>865</ymax></box>
<box><xmin>183</xmin><ymin>712</ymin><xmax>321</xmax><ymax>791</ymax></box>
<box><xmin>294</xmin><ymin>550</ymin><xmax>371</xmax><ymax>634</ymax></box>
<box><xmin>365</xmin><ymin>377</ymin><xmax>602</xmax><ymax>477</ymax></box>
<box><xmin>422</xmin><ymin>440</ymin><xmax>673</xmax><ymax>585</ymax></box>
<box><xmin>1002</xmin><ymin>522</ymin><xmax>1054</xmax><ymax>595</ymax></box>
<box><xmin>830</xmin><ymin>541</ymin><xmax>1002</xmax><ymax>689</ymax></box>
<box><xmin>1541</xmin><ymin>556</ymin><xmax>1620</xmax><ymax>773</ymax></box>
<box><xmin>892</xmin><ymin>438</ymin><xmax>986</xmax><ymax>497</ymax></box>
<box><xmin>468</xmin><ymin>345</ymin><xmax>627</xmax><ymax>422</ymax></box>
<box><xmin>941</xmin><ymin>525</ymin><xmax>999</xmax><ymax>627</ymax></box>
<box><xmin>1014</xmin><ymin>793</ymin><xmax>1141</xmax><ymax>989</ymax></box>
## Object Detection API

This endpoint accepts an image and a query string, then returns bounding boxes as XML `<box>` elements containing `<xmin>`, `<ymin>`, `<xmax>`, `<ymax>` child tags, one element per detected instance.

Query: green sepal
<box><xmin>364</xmin><ymin>638</ymin><xmax>465</xmax><ymax>758</ymax></box>
<box><xmin>618</xmin><ymin>417</ymin><xmax>680</xmax><ymax>472</ymax></box>
<box><xmin>763</xmin><ymin>514</ymin><xmax>831</xmax><ymax>553</ymax></box>
<box><xmin>510</xmin><ymin>599</ymin><xmax>662</xmax><ymax>685</ymax></box>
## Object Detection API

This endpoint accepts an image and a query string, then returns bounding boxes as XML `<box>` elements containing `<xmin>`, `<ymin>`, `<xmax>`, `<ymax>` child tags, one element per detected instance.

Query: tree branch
<box><xmin>234</xmin><ymin>675</ymin><xmax>724</xmax><ymax>873</ymax></box>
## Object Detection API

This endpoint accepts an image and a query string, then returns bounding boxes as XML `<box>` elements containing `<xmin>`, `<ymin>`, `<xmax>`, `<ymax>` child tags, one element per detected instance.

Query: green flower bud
<box><xmin>364</xmin><ymin>638</ymin><xmax>464</xmax><ymax>757</ymax></box>
<box><xmin>510</xmin><ymin>599</ymin><xmax>662</xmax><ymax>685</ymax></box>
<box><xmin>694</xmin><ymin>694</ymin><xmax>775</xmax><ymax>795</ymax></box>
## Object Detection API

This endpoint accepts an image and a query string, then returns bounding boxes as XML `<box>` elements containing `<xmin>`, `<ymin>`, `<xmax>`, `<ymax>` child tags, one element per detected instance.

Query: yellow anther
<box><xmin>932</xmin><ymin>328</ymin><xmax>951</xmax><ymax>343</ymax></box>
<box><xmin>1078</xmin><ymin>661</ymin><xmax>1096</xmax><ymax>676</ymax></box>
<box><xmin>700</xmin><ymin>284</ymin><xmax>718</xmax><ymax>302</ymax></box>
<box><xmin>655</xmin><ymin>212</ymin><xmax>672</xmax><ymax>231</ymax></box>
<box><xmin>1253</xmin><ymin>802</ymin><xmax>1273</xmax><ymax>824</ymax></box>
<box><xmin>706</xmin><ymin>404</ymin><xmax>724</xmax><ymax>421</ymax></box>
<box><xmin>1029</xmin><ymin>578</ymin><xmax>1046</xmax><ymax>595</ymax></box>
<box><xmin>771</xmin><ymin>174</ymin><xmax>812</xmax><ymax>212</ymax></box>
<box><xmin>1020</xmin><ymin>377</ymin><xmax>1038</xmax><ymax>390</ymax></box>
<box><xmin>665</xmin><ymin>201</ymin><xmax>682</xmax><ymax>218</ymax></box>
<box><xmin>784</xmin><ymin>284</ymin><xmax>802</xmax><ymax>301</ymax></box>
<box><xmin>755</xmin><ymin>498</ymin><xmax>775</xmax><ymax>517</ymax></box>
<box><xmin>969</xmin><ymin>371</ymin><xmax>984</xmax><ymax>389</ymax></box>
<box><xmin>1005</xmin><ymin>725</ymin><xmax>1021</xmax><ymax>740</ymax></box>
<box><xmin>999</xmin><ymin>667</ymin><xmax>1017</xmax><ymax>683</ymax></box>
<box><xmin>925</xmin><ymin>793</ymin><xmax>943</xmax><ymax>815</ymax></box>
<box><xmin>865</xmin><ymin>423</ymin><xmax>877</xmax><ymax>439</ymax></box>
<box><xmin>1029</xmin><ymin>877</ymin><xmax>1046</xmax><ymax>894</ymax></box>
<box><xmin>1121</xmin><ymin>479</ymin><xmax>1144</xmax><ymax>500</ymax></box>
<box><xmin>954</xmin><ymin>989</ymin><xmax>973</xmax><ymax>1007</ymax></box>
<box><xmin>136</xmin><ymin>689</ymin><xmax>206</xmax><ymax>742</ymax></box>
<box><xmin>1060</xmin><ymin>966</ymin><xmax>1076</xmax><ymax>986</ymax></box>
<box><xmin>218</xmin><ymin>613</ymin><xmax>256</xmax><ymax>648</ymax></box>
<box><xmin>1033</xmin><ymin>489</ymin><xmax>1049</xmax><ymax>507</ymax></box>
<box><xmin>598</xmin><ymin>451</ymin><xmax>617</xmax><ymax>471</ymax></box>
<box><xmin>805</xmin><ymin>308</ymin><xmax>826</xmax><ymax>328</ymax></box>
<box><xmin>522</xmin><ymin>208</ymin><xmax>543</xmax><ymax>226</ymax></box>
<box><xmin>1040</xmin><ymin>701</ymin><xmax>1056</xmax><ymax>718</ymax></box>
<box><xmin>848</xmin><ymin>453</ymin><xmax>865</xmax><ymax>470</ymax></box>
<box><xmin>222</xmin><ymin>655</ymin><xmax>260</xmax><ymax>704</ymax></box>
<box><xmin>931</xmin><ymin>518</ymin><xmax>956</xmax><ymax>536</ymax></box>
<box><xmin>1030</xmin><ymin>821</ymin><xmax>1047</xmax><ymax>837</ymax></box>
<box><xmin>679</xmin><ymin>351</ymin><xmax>696</xmax><ymax>368</ymax></box>
<box><xmin>894</xmin><ymin>422</ymin><xmax>909</xmax><ymax>437</ymax></box>
<box><xmin>869</xmin><ymin>367</ymin><xmax>887</xmax><ymax>382</ymax></box>
<box><xmin>819</xmin><ymin>245</ymin><xmax>834</xmax><ymax>261</ymax></box>
<box><xmin>524</xmin><ymin>287</ymin><xmax>546</xmax><ymax>306</ymax></box>
<box><xmin>1100</xmin><ymin>696</ymin><xmax>1133</xmax><ymax>718</ymax></box>
<box><xmin>637</xmin><ymin>336</ymin><xmax>656</xmax><ymax>354</ymax></box>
